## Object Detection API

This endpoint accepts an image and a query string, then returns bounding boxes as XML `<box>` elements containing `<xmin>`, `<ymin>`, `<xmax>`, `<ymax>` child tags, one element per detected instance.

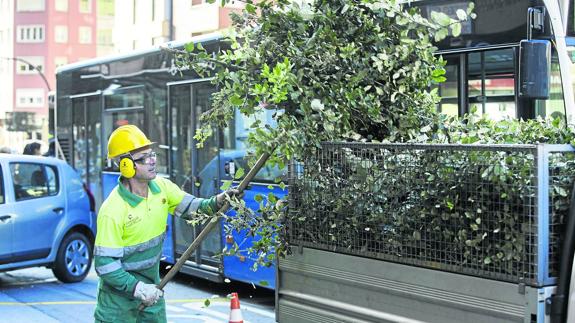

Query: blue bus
<box><xmin>54</xmin><ymin>33</ymin><xmax>286</xmax><ymax>289</ymax></box>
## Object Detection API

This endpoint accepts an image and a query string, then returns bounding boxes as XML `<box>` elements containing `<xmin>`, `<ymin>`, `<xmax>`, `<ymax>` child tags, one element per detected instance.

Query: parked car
<box><xmin>0</xmin><ymin>153</ymin><xmax>96</xmax><ymax>282</ymax></box>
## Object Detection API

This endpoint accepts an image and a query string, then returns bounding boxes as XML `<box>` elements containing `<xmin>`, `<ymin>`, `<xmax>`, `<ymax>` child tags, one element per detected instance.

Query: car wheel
<box><xmin>52</xmin><ymin>232</ymin><xmax>93</xmax><ymax>283</ymax></box>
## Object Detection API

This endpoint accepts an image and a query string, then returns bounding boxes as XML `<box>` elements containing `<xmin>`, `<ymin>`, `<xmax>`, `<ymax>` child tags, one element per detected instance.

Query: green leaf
<box><xmin>451</xmin><ymin>23</ymin><xmax>462</xmax><ymax>37</ymax></box>
<box><xmin>245</xmin><ymin>3</ymin><xmax>256</xmax><ymax>14</ymax></box>
<box><xmin>431</xmin><ymin>11</ymin><xmax>452</xmax><ymax>27</ymax></box>
<box><xmin>204</xmin><ymin>299</ymin><xmax>211</xmax><ymax>307</ymax></box>
<box><xmin>230</xmin><ymin>95</ymin><xmax>243</xmax><ymax>106</ymax></box>
<box><xmin>185</xmin><ymin>42</ymin><xmax>195</xmax><ymax>52</ymax></box>
<box><xmin>220</xmin><ymin>180</ymin><xmax>232</xmax><ymax>191</ymax></box>
<box><xmin>234</xmin><ymin>167</ymin><xmax>245</xmax><ymax>180</ymax></box>
<box><xmin>456</xmin><ymin>9</ymin><xmax>467</xmax><ymax>21</ymax></box>
<box><xmin>258</xmin><ymin>280</ymin><xmax>269</xmax><ymax>286</ymax></box>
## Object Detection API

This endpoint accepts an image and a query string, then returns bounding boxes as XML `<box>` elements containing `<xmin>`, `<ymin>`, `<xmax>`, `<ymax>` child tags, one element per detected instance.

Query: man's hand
<box><xmin>133</xmin><ymin>281</ymin><xmax>163</xmax><ymax>306</ymax></box>
<box><xmin>216</xmin><ymin>188</ymin><xmax>244</xmax><ymax>209</ymax></box>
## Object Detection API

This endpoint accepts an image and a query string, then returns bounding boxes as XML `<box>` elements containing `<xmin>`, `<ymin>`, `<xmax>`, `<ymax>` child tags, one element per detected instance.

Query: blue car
<box><xmin>0</xmin><ymin>153</ymin><xmax>96</xmax><ymax>282</ymax></box>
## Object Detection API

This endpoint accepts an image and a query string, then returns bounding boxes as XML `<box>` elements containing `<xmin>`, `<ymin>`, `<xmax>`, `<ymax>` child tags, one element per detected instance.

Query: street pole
<box><xmin>1</xmin><ymin>56</ymin><xmax>53</xmax><ymax>146</ymax></box>
<box><xmin>0</xmin><ymin>56</ymin><xmax>52</xmax><ymax>92</ymax></box>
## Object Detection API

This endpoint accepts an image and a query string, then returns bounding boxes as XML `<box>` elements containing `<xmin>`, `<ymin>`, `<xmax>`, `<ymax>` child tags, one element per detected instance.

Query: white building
<box><xmin>113</xmin><ymin>0</ymin><xmax>244</xmax><ymax>53</ymax></box>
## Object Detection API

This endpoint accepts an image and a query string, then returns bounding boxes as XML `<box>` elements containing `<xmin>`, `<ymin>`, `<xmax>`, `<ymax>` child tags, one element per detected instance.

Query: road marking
<box><xmin>166</xmin><ymin>304</ymin><xmax>186</xmax><ymax>312</ymax></box>
<box><xmin>0</xmin><ymin>298</ymin><xmax>229</xmax><ymax>306</ymax></box>
<box><xmin>0</xmin><ymin>301</ymin><xmax>95</xmax><ymax>306</ymax></box>
<box><xmin>243</xmin><ymin>305</ymin><xmax>275</xmax><ymax>318</ymax></box>
<box><xmin>182</xmin><ymin>302</ymin><xmax>252</xmax><ymax>323</ymax></box>
<box><xmin>168</xmin><ymin>314</ymin><xmax>221</xmax><ymax>323</ymax></box>
<box><xmin>206</xmin><ymin>302</ymin><xmax>274</xmax><ymax>319</ymax></box>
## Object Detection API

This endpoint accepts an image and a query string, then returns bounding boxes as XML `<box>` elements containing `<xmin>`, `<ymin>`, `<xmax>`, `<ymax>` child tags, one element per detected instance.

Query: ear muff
<box><xmin>119</xmin><ymin>157</ymin><xmax>136</xmax><ymax>179</ymax></box>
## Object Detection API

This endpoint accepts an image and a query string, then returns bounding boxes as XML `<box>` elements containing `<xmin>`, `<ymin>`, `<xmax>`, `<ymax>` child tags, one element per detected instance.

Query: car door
<box><xmin>0</xmin><ymin>162</ymin><xmax>14</xmax><ymax>263</ymax></box>
<box><xmin>10</xmin><ymin>162</ymin><xmax>63</xmax><ymax>261</ymax></box>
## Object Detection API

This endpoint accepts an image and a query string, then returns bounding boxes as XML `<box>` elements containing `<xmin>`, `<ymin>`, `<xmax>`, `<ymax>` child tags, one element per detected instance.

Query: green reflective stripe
<box><xmin>95</xmin><ymin>246</ymin><xmax>124</xmax><ymax>257</ymax></box>
<box><xmin>95</xmin><ymin>260</ymin><xmax>123</xmax><ymax>275</ymax></box>
<box><xmin>123</xmin><ymin>232</ymin><xmax>165</xmax><ymax>256</ymax></box>
<box><xmin>199</xmin><ymin>196</ymin><xmax>217</xmax><ymax>214</ymax></box>
<box><xmin>123</xmin><ymin>253</ymin><xmax>162</xmax><ymax>271</ymax></box>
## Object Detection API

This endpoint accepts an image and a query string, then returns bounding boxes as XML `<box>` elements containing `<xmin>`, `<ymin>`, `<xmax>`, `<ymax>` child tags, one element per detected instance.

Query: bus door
<box><xmin>168</xmin><ymin>80</ymin><xmax>221</xmax><ymax>281</ymax></box>
<box><xmin>70</xmin><ymin>93</ymin><xmax>103</xmax><ymax>207</ymax></box>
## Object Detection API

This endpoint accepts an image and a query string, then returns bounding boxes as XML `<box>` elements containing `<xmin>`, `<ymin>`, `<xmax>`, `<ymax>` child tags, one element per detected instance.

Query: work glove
<box><xmin>216</xmin><ymin>188</ymin><xmax>244</xmax><ymax>209</ymax></box>
<box><xmin>133</xmin><ymin>281</ymin><xmax>163</xmax><ymax>306</ymax></box>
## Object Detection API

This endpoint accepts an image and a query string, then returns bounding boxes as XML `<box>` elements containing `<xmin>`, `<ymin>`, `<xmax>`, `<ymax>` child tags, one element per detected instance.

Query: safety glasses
<box><xmin>132</xmin><ymin>151</ymin><xmax>157</xmax><ymax>165</ymax></box>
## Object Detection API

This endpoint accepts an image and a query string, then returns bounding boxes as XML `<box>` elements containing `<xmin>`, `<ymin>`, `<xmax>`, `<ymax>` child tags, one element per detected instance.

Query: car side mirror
<box><xmin>519</xmin><ymin>39</ymin><xmax>551</xmax><ymax>99</ymax></box>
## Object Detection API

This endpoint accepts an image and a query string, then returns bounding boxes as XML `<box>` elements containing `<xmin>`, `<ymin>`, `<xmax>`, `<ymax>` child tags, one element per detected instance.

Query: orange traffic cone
<box><xmin>228</xmin><ymin>292</ymin><xmax>244</xmax><ymax>323</ymax></box>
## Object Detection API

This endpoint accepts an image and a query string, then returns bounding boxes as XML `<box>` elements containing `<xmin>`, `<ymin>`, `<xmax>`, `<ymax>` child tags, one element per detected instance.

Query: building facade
<box><xmin>114</xmin><ymin>0</ymin><xmax>244</xmax><ymax>53</ymax></box>
<box><xmin>0</xmin><ymin>0</ymin><xmax>98</xmax><ymax>149</ymax></box>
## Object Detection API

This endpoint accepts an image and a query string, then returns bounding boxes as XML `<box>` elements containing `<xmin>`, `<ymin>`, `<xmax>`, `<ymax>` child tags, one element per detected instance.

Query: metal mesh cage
<box><xmin>287</xmin><ymin>143</ymin><xmax>575</xmax><ymax>286</ymax></box>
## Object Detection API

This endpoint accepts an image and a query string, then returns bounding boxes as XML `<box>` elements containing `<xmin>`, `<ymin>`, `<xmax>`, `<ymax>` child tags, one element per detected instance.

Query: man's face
<box><xmin>131</xmin><ymin>148</ymin><xmax>157</xmax><ymax>180</ymax></box>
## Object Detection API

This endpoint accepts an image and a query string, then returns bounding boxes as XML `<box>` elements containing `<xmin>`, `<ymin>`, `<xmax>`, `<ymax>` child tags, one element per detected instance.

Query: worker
<box><xmin>94</xmin><ymin>125</ymin><xmax>240</xmax><ymax>322</ymax></box>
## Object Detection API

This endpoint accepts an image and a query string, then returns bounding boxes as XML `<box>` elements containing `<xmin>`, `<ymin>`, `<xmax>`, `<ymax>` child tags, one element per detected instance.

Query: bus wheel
<box><xmin>52</xmin><ymin>232</ymin><xmax>93</xmax><ymax>283</ymax></box>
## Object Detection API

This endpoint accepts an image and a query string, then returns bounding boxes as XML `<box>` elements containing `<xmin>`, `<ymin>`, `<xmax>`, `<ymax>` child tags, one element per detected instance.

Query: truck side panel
<box><xmin>278</xmin><ymin>247</ymin><xmax>544</xmax><ymax>323</ymax></box>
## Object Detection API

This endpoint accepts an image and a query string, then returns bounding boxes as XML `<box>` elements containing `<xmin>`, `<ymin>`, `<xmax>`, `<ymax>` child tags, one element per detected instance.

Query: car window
<box><xmin>10</xmin><ymin>163</ymin><xmax>59</xmax><ymax>201</ymax></box>
<box><xmin>45</xmin><ymin>165</ymin><xmax>58</xmax><ymax>195</ymax></box>
<box><xmin>0</xmin><ymin>164</ymin><xmax>4</xmax><ymax>204</ymax></box>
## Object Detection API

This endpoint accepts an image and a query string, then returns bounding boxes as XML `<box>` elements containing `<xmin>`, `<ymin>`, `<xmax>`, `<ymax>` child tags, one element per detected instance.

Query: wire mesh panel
<box><xmin>287</xmin><ymin>143</ymin><xmax>575</xmax><ymax>286</ymax></box>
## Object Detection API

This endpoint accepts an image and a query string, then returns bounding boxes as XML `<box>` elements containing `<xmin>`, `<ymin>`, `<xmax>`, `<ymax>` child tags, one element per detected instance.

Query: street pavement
<box><xmin>0</xmin><ymin>266</ymin><xmax>275</xmax><ymax>323</ymax></box>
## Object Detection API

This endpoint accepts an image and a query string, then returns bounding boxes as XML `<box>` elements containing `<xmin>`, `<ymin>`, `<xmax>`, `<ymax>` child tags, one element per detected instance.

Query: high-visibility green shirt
<box><xmin>93</xmin><ymin>176</ymin><xmax>216</xmax><ymax>321</ymax></box>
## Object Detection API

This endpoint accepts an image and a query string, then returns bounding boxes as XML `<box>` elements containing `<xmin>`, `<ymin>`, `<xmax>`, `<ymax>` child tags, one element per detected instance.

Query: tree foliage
<box><xmin>184</xmin><ymin>0</ymin><xmax>473</xmax><ymax>164</ymax></box>
<box><xmin>181</xmin><ymin>0</ymin><xmax>575</xmax><ymax>274</ymax></box>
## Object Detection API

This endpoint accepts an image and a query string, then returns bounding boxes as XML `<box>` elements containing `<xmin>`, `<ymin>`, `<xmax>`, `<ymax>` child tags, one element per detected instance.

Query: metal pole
<box><xmin>0</xmin><ymin>56</ymin><xmax>52</xmax><ymax>92</ymax></box>
<box><xmin>169</xmin><ymin>0</ymin><xmax>174</xmax><ymax>41</ymax></box>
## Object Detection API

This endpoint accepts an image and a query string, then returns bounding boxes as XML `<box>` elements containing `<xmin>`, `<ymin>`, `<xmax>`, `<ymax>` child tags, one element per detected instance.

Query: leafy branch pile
<box><xmin>181</xmin><ymin>0</ymin><xmax>575</xmax><ymax>278</ymax></box>
<box><xmin>291</xmin><ymin>117</ymin><xmax>575</xmax><ymax>282</ymax></box>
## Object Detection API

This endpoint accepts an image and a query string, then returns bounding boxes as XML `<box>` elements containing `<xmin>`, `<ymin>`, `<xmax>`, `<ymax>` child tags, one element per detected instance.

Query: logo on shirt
<box><xmin>126</xmin><ymin>214</ymin><xmax>142</xmax><ymax>227</ymax></box>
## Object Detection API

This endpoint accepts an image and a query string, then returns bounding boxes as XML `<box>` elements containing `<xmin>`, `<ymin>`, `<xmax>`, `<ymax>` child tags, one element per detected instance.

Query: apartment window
<box><xmin>55</xmin><ymin>57</ymin><xmax>68</xmax><ymax>69</ymax></box>
<box><xmin>16</xmin><ymin>0</ymin><xmax>45</xmax><ymax>11</ymax></box>
<box><xmin>16</xmin><ymin>25</ymin><xmax>45</xmax><ymax>43</ymax></box>
<box><xmin>79</xmin><ymin>26</ymin><xmax>92</xmax><ymax>44</ymax></box>
<box><xmin>55</xmin><ymin>0</ymin><xmax>67</xmax><ymax>12</ymax></box>
<box><xmin>98</xmin><ymin>0</ymin><xmax>113</xmax><ymax>16</ymax></box>
<box><xmin>79</xmin><ymin>0</ymin><xmax>91</xmax><ymax>13</ymax></box>
<box><xmin>16</xmin><ymin>88</ymin><xmax>45</xmax><ymax>108</ymax></box>
<box><xmin>152</xmin><ymin>36</ymin><xmax>164</xmax><ymax>46</ymax></box>
<box><xmin>97</xmin><ymin>29</ymin><xmax>112</xmax><ymax>45</ymax></box>
<box><xmin>16</xmin><ymin>56</ymin><xmax>44</xmax><ymax>74</ymax></box>
<box><xmin>54</xmin><ymin>26</ymin><xmax>68</xmax><ymax>43</ymax></box>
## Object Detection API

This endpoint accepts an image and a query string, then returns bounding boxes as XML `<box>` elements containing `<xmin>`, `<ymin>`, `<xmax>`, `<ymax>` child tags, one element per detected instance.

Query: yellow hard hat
<box><xmin>107</xmin><ymin>125</ymin><xmax>154</xmax><ymax>159</ymax></box>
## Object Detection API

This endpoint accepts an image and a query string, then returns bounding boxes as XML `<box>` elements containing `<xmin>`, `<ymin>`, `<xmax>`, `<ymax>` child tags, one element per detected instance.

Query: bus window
<box><xmin>439</xmin><ymin>48</ymin><xmax>517</xmax><ymax>120</ymax></box>
<box><xmin>437</xmin><ymin>58</ymin><xmax>459</xmax><ymax>117</ymax></box>
<box><xmin>535</xmin><ymin>50</ymin><xmax>565</xmax><ymax>120</ymax></box>
<box><xmin>102</xmin><ymin>110</ymin><xmax>145</xmax><ymax>171</ymax></box>
<box><xmin>103</xmin><ymin>85</ymin><xmax>144</xmax><ymax>110</ymax></box>
<box><xmin>468</xmin><ymin>49</ymin><xmax>516</xmax><ymax>121</ymax></box>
